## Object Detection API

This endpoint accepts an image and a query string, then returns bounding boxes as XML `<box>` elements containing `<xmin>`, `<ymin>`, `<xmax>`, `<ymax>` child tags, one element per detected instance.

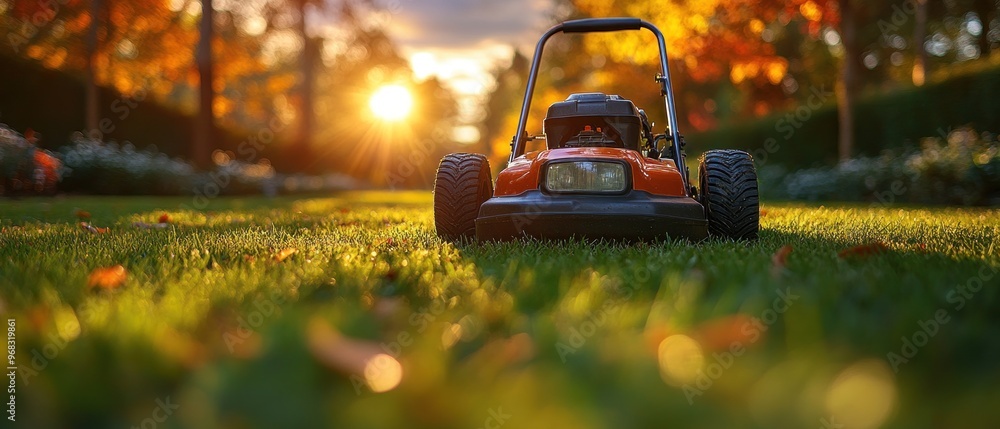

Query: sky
<box><xmin>379</xmin><ymin>0</ymin><xmax>557</xmax><ymax>142</ymax></box>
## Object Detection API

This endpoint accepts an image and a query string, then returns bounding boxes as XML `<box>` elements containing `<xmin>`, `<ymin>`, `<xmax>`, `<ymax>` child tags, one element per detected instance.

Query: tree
<box><xmin>974</xmin><ymin>0</ymin><xmax>996</xmax><ymax>56</ymax></box>
<box><xmin>836</xmin><ymin>0</ymin><xmax>858</xmax><ymax>162</ymax></box>
<box><xmin>291</xmin><ymin>0</ymin><xmax>323</xmax><ymax>168</ymax></box>
<box><xmin>85</xmin><ymin>0</ymin><xmax>103</xmax><ymax>136</ymax></box>
<box><xmin>194</xmin><ymin>0</ymin><xmax>214</xmax><ymax>167</ymax></box>
<box><xmin>912</xmin><ymin>0</ymin><xmax>929</xmax><ymax>86</ymax></box>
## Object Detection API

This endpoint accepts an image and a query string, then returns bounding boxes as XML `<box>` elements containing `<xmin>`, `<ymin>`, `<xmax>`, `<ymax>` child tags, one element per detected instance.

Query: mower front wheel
<box><xmin>699</xmin><ymin>150</ymin><xmax>760</xmax><ymax>240</ymax></box>
<box><xmin>433</xmin><ymin>153</ymin><xmax>493</xmax><ymax>242</ymax></box>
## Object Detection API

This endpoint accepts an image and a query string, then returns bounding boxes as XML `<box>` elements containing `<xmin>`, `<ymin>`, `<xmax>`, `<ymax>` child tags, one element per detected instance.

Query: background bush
<box><xmin>688</xmin><ymin>66</ymin><xmax>1000</xmax><ymax>168</ymax></box>
<box><xmin>759</xmin><ymin>128</ymin><xmax>1000</xmax><ymax>206</ymax></box>
<box><xmin>0</xmin><ymin>125</ymin><xmax>60</xmax><ymax>195</ymax></box>
<box><xmin>58</xmin><ymin>134</ymin><xmax>197</xmax><ymax>195</ymax></box>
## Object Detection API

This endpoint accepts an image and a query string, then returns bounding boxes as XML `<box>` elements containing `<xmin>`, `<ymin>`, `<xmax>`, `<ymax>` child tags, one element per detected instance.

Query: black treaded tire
<box><xmin>698</xmin><ymin>150</ymin><xmax>759</xmax><ymax>240</ymax></box>
<box><xmin>433</xmin><ymin>153</ymin><xmax>493</xmax><ymax>241</ymax></box>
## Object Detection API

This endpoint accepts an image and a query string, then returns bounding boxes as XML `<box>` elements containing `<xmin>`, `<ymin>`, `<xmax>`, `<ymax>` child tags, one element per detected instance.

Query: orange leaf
<box><xmin>838</xmin><ymin>242</ymin><xmax>889</xmax><ymax>259</ymax></box>
<box><xmin>772</xmin><ymin>245</ymin><xmax>793</xmax><ymax>267</ymax></box>
<box><xmin>79</xmin><ymin>222</ymin><xmax>108</xmax><ymax>234</ymax></box>
<box><xmin>158</xmin><ymin>213</ymin><xmax>171</xmax><ymax>224</ymax></box>
<box><xmin>87</xmin><ymin>265</ymin><xmax>127</xmax><ymax>290</ymax></box>
<box><xmin>771</xmin><ymin>245</ymin><xmax>793</xmax><ymax>276</ymax></box>
<box><xmin>307</xmin><ymin>318</ymin><xmax>402</xmax><ymax>393</ymax></box>
<box><xmin>75</xmin><ymin>210</ymin><xmax>91</xmax><ymax>220</ymax></box>
<box><xmin>274</xmin><ymin>248</ymin><xmax>298</xmax><ymax>262</ymax></box>
<box><xmin>760</xmin><ymin>209</ymin><xmax>769</xmax><ymax>217</ymax></box>
<box><xmin>694</xmin><ymin>314</ymin><xmax>757</xmax><ymax>351</ymax></box>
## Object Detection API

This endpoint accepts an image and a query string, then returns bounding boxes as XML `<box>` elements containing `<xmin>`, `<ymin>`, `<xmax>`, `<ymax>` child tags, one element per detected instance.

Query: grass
<box><xmin>1</xmin><ymin>192</ymin><xmax>999</xmax><ymax>429</ymax></box>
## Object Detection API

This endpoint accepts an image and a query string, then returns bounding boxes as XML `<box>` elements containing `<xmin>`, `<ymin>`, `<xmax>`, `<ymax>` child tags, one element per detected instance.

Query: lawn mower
<box><xmin>433</xmin><ymin>17</ymin><xmax>759</xmax><ymax>242</ymax></box>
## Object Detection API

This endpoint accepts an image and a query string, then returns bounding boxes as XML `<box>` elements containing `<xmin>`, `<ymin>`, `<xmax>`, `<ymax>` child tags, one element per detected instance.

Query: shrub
<box><xmin>761</xmin><ymin>128</ymin><xmax>1000</xmax><ymax>206</ymax></box>
<box><xmin>689</xmin><ymin>65</ymin><xmax>1000</xmax><ymax>168</ymax></box>
<box><xmin>58</xmin><ymin>133</ymin><xmax>197</xmax><ymax>195</ymax></box>
<box><xmin>0</xmin><ymin>125</ymin><xmax>61</xmax><ymax>196</ymax></box>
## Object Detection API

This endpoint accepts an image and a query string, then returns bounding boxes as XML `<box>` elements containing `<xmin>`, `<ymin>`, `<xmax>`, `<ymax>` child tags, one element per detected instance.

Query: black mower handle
<box><xmin>561</xmin><ymin>18</ymin><xmax>643</xmax><ymax>33</ymax></box>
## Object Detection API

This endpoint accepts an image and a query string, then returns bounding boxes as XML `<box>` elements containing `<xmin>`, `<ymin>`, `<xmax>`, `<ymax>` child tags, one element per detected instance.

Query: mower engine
<box><xmin>544</xmin><ymin>93</ymin><xmax>643</xmax><ymax>152</ymax></box>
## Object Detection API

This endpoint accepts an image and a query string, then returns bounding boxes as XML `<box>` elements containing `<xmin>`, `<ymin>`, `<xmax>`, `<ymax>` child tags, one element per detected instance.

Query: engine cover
<box><xmin>544</xmin><ymin>93</ymin><xmax>643</xmax><ymax>151</ymax></box>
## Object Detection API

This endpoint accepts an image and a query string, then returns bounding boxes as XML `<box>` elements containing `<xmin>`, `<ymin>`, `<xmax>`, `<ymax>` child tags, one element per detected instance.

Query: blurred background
<box><xmin>1</xmin><ymin>0</ymin><xmax>999</xmax><ymax>203</ymax></box>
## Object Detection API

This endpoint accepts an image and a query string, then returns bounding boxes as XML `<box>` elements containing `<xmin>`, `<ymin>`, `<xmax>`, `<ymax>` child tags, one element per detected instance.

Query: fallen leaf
<box><xmin>771</xmin><ymin>245</ymin><xmax>793</xmax><ymax>276</ymax></box>
<box><xmin>87</xmin><ymin>265</ymin><xmax>127</xmax><ymax>290</ymax></box>
<box><xmin>307</xmin><ymin>318</ymin><xmax>402</xmax><ymax>393</ymax></box>
<box><xmin>274</xmin><ymin>248</ymin><xmax>298</xmax><ymax>262</ymax></box>
<box><xmin>760</xmin><ymin>209</ymin><xmax>769</xmax><ymax>218</ymax></box>
<box><xmin>838</xmin><ymin>242</ymin><xmax>889</xmax><ymax>259</ymax></box>
<box><xmin>693</xmin><ymin>314</ymin><xmax>757</xmax><ymax>351</ymax></box>
<box><xmin>79</xmin><ymin>222</ymin><xmax>108</xmax><ymax>234</ymax></box>
<box><xmin>465</xmin><ymin>333</ymin><xmax>536</xmax><ymax>370</ymax></box>
<box><xmin>75</xmin><ymin>210</ymin><xmax>91</xmax><ymax>220</ymax></box>
<box><xmin>158</xmin><ymin>213</ymin><xmax>171</xmax><ymax>224</ymax></box>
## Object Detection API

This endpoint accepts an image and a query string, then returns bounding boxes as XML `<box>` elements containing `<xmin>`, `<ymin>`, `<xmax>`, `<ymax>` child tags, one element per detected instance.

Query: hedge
<box><xmin>687</xmin><ymin>65</ymin><xmax>1000</xmax><ymax>168</ymax></box>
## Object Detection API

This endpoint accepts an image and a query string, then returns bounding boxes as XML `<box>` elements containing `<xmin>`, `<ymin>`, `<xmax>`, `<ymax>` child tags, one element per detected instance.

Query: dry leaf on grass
<box><xmin>87</xmin><ymin>265</ymin><xmax>127</xmax><ymax>290</ymax></box>
<box><xmin>307</xmin><ymin>318</ymin><xmax>402</xmax><ymax>393</ymax></box>
<box><xmin>274</xmin><ymin>248</ymin><xmax>298</xmax><ymax>262</ymax></box>
<box><xmin>79</xmin><ymin>222</ymin><xmax>108</xmax><ymax>234</ymax></box>
<box><xmin>74</xmin><ymin>210</ymin><xmax>91</xmax><ymax>220</ymax></box>
<box><xmin>692</xmin><ymin>314</ymin><xmax>758</xmax><ymax>351</ymax></box>
<box><xmin>771</xmin><ymin>245</ymin><xmax>793</xmax><ymax>276</ymax></box>
<box><xmin>158</xmin><ymin>213</ymin><xmax>171</xmax><ymax>224</ymax></box>
<box><xmin>838</xmin><ymin>242</ymin><xmax>889</xmax><ymax>259</ymax></box>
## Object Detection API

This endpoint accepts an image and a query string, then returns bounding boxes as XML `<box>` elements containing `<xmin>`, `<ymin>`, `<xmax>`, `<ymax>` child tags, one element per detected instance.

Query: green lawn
<box><xmin>1</xmin><ymin>193</ymin><xmax>998</xmax><ymax>429</ymax></box>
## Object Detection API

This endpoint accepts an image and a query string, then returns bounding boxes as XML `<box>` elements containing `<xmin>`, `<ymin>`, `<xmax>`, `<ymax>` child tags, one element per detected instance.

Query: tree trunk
<box><xmin>836</xmin><ymin>0</ymin><xmax>858</xmax><ymax>162</ymax></box>
<box><xmin>912</xmin><ymin>0</ymin><xmax>928</xmax><ymax>86</ymax></box>
<box><xmin>974</xmin><ymin>0</ymin><xmax>994</xmax><ymax>57</ymax></box>
<box><xmin>194</xmin><ymin>0</ymin><xmax>215</xmax><ymax>168</ymax></box>
<box><xmin>296</xmin><ymin>0</ymin><xmax>315</xmax><ymax>168</ymax></box>
<box><xmin>85</xmin><ymin>0</ymin><xmax>102</xmax><ymax>137</ymax></box>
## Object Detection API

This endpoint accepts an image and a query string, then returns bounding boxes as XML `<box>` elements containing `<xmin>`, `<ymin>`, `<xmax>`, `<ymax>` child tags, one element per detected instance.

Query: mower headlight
<box><xmin>544</xmin><ymin>161</ymin><xmax>628</xmax><ymax>193</ymax></box>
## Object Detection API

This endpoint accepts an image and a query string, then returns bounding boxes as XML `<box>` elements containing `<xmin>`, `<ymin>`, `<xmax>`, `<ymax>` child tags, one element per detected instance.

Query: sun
<box><xmin>369</xmin><ymin>85</ymin><xmax>413</xmax><ymax>121</ymax></box>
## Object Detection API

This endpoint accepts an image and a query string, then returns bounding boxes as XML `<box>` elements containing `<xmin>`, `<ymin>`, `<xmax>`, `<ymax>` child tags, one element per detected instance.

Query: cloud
<box><xmin>386</xmin><ymin>0</ymin><xmax>554</xmax><ymax>51</ymax></box>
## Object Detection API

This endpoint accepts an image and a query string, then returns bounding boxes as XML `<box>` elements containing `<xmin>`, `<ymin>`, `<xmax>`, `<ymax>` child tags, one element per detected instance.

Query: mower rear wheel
<box><xmin>433</xmin><ymin>153</ymin><xmax>493</xmax><ymax>241</ymax></box>
<box><xmin>699</xmin><ymin>150</ymin><xmax>759</xmax><ymax>240</ymax></box>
